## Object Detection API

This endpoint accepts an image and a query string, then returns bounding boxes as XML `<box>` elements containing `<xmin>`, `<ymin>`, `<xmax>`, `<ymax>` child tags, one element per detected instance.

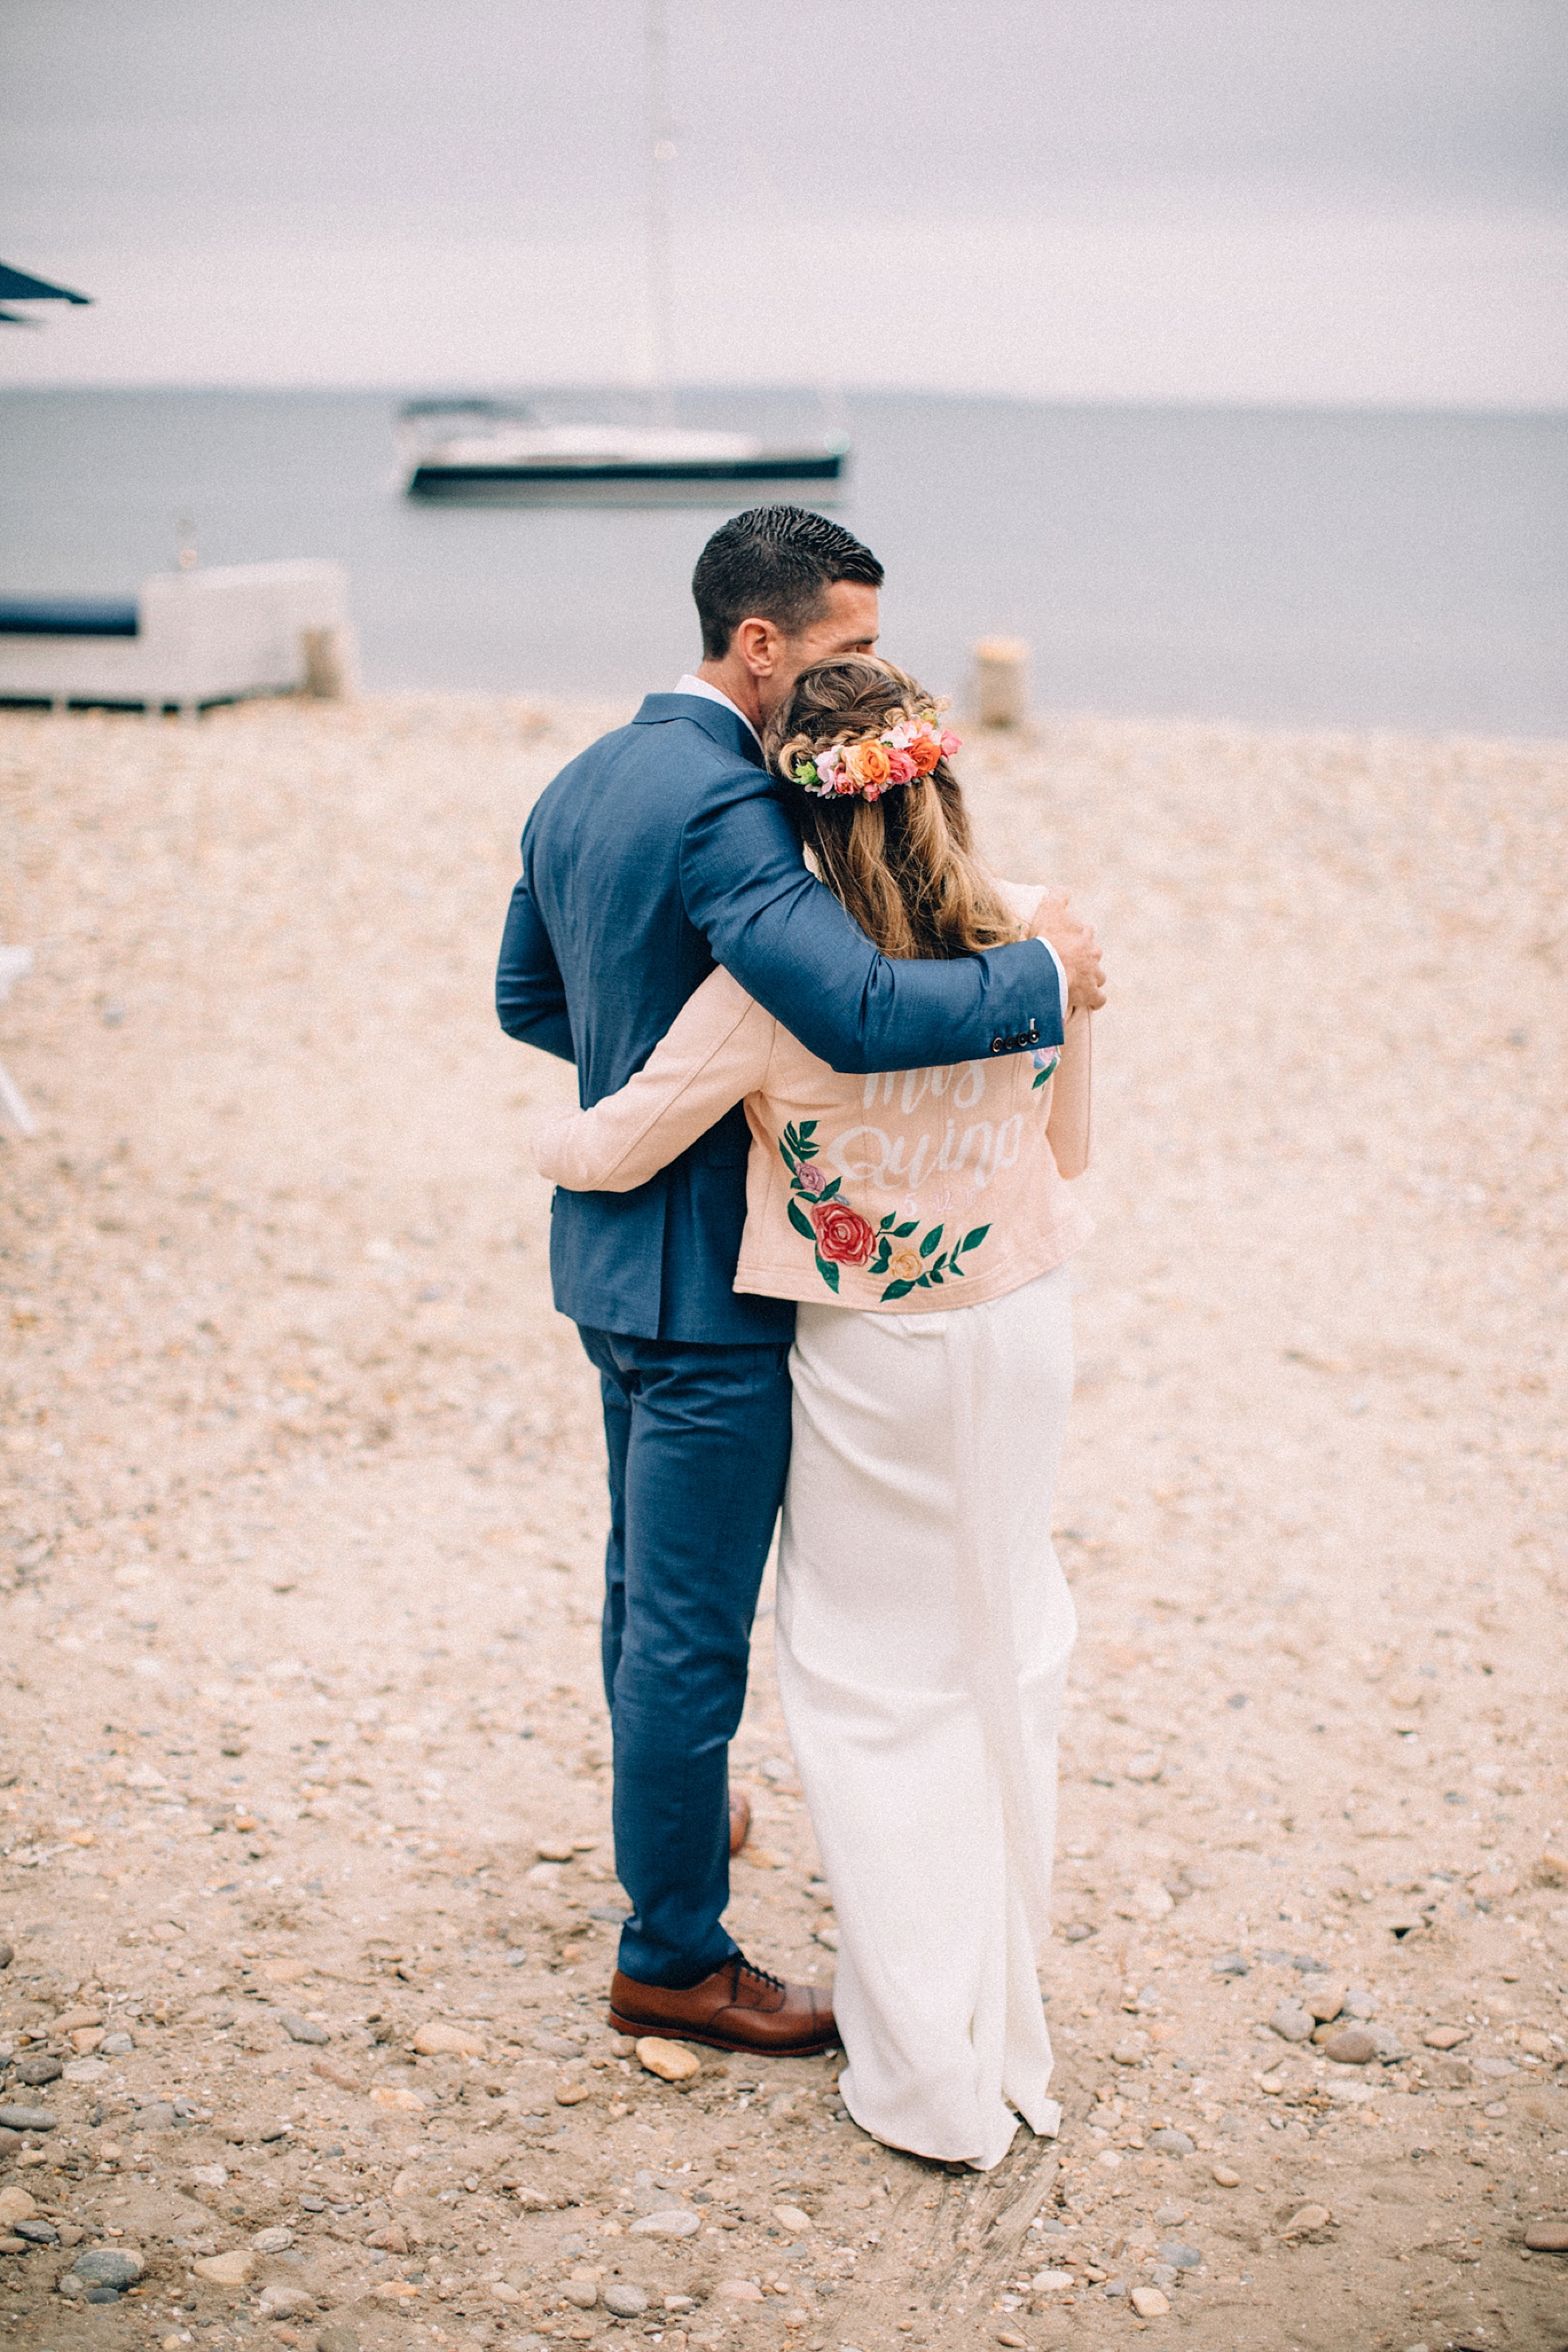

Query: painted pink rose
<box><xmin>810</xmin><ymin>1200</ymin><xmax>877</xmax><ymax>1268</ymax></box>
<box><xmin>795</xmin><ymin>1160</ymin><xmax>826</xmax><ymax>1195</ymax></box>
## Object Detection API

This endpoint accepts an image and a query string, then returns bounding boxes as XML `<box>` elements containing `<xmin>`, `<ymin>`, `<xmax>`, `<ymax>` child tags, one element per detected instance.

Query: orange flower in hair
<box><xmin>792</xmin><ymin>709</ymin><xmax>961</xmax><ymax>801</ymax></box>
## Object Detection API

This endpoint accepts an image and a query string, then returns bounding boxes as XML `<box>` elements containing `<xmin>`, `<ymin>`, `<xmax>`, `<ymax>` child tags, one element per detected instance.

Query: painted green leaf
<box><xmin>879</xmin><ymin>1213</ymin><xmax>896</xmax><ymax>1232</ymax></box>
<box><xmin>817</xmin><ymin>1176</ymin><xmax>841</xmax><ymax>1200</ymax></box>
<box><xmin>959</xmin><ymin>1226</ymin><xmax>990</xmax><ymax>1254</ymax></box>
<box><xmin>880</xmin><ymin>1278</ymin><xmax>916</xmax><ymax>1302</ymax></box>
<box><xmin>919</xmin><ymin>1225</ymin><xmax>944</xmax><ymax>1258</ymax></box>
<box><xmin>787</xmin><ymin>1200</ymin><xmax>815</xmax><ymax>1240</ymax></box>
<box><xmin>814</xmin><ymin>1252</ymin><xmax>840</xmax><ymax>1294</ymax></box>
<box><xmin>893</xmin><ymin>1220</ymin><xmax>919</xmax><ymax>1238</ymax></box>
<box><xmin>798</xmin><ymin>1119</ymin><xmax>818</xmax><ymax>1139</ymax></box>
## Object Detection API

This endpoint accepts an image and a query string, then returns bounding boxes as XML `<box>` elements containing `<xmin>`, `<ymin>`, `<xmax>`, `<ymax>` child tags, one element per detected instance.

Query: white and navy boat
<box><xmin>397</xmin><ymin>7</ymin><xmax>849</xmax><ymax>508</ymax></box>
<box><xmin>397</xmin><ymin>401</ymin><xmax>847</xmax><ymax>505</ymax></box>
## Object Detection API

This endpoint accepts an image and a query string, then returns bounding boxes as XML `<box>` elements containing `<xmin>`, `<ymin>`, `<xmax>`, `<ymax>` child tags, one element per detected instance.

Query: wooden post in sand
<box><xmin>973</xmin><ymin>636</ymin><xmax>1029</xmax><ymax>728</ymax></box>
<box><xmin>301</xmin><ymin>625</ymin><xmax>360</xmax><ymax>700</ymax></box>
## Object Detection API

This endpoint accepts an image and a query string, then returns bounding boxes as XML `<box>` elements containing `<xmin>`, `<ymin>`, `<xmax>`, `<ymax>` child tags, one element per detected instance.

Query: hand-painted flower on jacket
<box><xmin>864</xmin><ymin>1213</ymin><xmax>990</xmax><ymax>1300</ymax></box>
<box><xmin>811</xmin><ymin>1201</ymin><xmax>877</xmax><ymax>1267</ymax></box>
<box><xmin>778</xmin><ymin>1119</ymin><xmax>852</xmax><ymax>1294</ymax></box>
<box><xmin>778</xmin><ymin>1119</ymin><xmax>992</xmax><ymax>1300</ymax></box>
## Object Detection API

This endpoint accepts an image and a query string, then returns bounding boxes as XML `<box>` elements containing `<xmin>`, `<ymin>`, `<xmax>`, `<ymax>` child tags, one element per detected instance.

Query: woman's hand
<box><xmin>1029</xmin><ymin>889</ymin><xmax>1106</xmax><ymax>1013</ymax></box>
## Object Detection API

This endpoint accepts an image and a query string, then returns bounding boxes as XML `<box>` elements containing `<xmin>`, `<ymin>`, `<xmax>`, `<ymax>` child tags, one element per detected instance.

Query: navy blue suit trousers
<box><xmin>578</xmin><ymin>1326</ymin><xmax>792</xmax><ymax>1986</ymax></box>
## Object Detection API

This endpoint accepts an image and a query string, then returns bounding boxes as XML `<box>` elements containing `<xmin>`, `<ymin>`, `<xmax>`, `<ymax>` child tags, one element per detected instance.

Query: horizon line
<box><xmin>3</xmin><ymin>380</ymin><xmax>1566</xmax><ymax>421</ymax></box>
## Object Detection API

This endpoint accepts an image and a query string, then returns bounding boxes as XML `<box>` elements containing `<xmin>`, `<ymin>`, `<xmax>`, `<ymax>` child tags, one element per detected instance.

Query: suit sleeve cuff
<box><xmin>988</xmin><ymin>937</ymin><xmax>1067</xmax><ymax>1057</ymax></box>
<box><xmin>1042</xmin><ymin>936</ymin><xmax>1067</xmax><ymax>1017</ymax></box>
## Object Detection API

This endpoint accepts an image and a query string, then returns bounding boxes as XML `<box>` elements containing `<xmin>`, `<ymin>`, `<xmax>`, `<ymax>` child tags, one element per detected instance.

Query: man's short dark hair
<box><xmin>692</xmin><ymin>505</ymin><xmax>883</xmax><ymax>660</ymax></box>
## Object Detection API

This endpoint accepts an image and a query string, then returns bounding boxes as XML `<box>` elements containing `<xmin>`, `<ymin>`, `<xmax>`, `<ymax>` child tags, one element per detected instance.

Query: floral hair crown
<box><xmin>789</xmin><ymin>706</ymin><xmax>962</xmax><ymax>803</ymax></box>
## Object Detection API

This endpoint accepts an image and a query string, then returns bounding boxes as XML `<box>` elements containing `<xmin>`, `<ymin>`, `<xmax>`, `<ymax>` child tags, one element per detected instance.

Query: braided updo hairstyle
<box><xmin>765</xmin><ymin>657</ymin><xmax>1022</xmax><ymax>961</ymax></box>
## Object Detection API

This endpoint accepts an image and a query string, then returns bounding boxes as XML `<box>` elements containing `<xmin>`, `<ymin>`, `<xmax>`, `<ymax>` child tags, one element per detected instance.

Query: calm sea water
<box><xmin>2</xmin><ymin>388</ymin><xmax>1564</xmax><ymax>733</ymax></box>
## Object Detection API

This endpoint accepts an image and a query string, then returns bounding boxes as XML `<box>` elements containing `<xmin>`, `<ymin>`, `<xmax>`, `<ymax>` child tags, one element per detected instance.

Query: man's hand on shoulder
<box><xmin>1029</xmin><ymin>888</ymin><xmax>1107</xmax><ymax>1013</ymax></box>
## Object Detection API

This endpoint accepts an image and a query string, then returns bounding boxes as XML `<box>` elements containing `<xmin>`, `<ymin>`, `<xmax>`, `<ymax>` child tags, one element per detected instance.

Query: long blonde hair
<box><xmin>766</xmin><ymin>658</ymin><xmax>1020</xmax><ymax>960</ymax></box>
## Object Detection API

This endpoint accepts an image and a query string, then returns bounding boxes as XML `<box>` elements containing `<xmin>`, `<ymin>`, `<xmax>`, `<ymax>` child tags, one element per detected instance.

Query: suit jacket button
<box><xmin>990</xmin><ymin>1037</ymin><xmax>1005</xmax><ymax>1054</ymax></box>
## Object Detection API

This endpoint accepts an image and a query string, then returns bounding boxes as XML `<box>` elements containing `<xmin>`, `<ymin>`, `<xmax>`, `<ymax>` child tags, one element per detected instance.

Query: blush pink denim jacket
<box><xmin>535</xmin><ymin>882</ymin><xmax>1093</xmax><ymax>1315</ymax></box>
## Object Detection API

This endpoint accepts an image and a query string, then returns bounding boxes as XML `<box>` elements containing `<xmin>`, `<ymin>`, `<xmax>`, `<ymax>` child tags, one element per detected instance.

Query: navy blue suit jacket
<box><xmin>497</xmin><ymin>693</ymin><xmax>1064</xmax><ymax>1344</ymax></box>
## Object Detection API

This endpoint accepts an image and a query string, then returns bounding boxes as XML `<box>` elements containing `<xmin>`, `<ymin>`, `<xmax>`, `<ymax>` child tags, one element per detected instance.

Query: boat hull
<box><xmin>405</xmin><ymin>451</ymin><xmax>845</xmax><ymax>506</ymax></box>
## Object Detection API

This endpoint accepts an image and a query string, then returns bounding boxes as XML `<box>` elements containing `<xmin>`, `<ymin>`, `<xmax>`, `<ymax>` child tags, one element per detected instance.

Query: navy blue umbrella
<box><xmin>0</xmin><ymin>261</ymin><xmax>92</xmax><ymax>321</ymax></box>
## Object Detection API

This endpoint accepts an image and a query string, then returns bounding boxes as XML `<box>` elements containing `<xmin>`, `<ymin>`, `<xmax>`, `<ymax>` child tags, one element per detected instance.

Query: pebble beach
<box><xmin>0</xmin><ymin>693</ymin><xmax>1565</xmax><ymax>2352</ymax></box>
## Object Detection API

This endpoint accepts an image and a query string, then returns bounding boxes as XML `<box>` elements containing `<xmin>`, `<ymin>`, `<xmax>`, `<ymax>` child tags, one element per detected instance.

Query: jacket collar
<box><xmin>632</xmin><ymin>693</ymin><xmax>766</xmax><ymax>769</ymax></box>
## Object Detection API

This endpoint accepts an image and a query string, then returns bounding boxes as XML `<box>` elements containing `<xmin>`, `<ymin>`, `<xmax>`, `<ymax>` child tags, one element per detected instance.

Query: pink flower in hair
<box><xmin>939</xmin><ymin>730</ymin><xmax>963</xmax><ymax>758</ymax></box>
<box><xmin>885</xmin><ymin>749</ymin><xmax>916</xmax><ymax>785</ymax></box>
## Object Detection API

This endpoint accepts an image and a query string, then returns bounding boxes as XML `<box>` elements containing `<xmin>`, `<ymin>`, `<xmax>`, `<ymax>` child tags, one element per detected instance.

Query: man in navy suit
<box><xmin>497</xmin><ymin>506</ymin><xmax>1104</xmax><ymax>2055</ymax></box>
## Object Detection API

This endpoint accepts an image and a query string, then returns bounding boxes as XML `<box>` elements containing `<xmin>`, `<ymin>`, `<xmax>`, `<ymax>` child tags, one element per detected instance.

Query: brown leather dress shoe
<box><xmin>727</xmin><ymin>1786</ymin><xmax>752</xmax><ymax>1856</ymax></box>
<box><xmin>610</xmin><ymin>1957</ymin><xmax>836</xmax><ymax>2057</ymax></box>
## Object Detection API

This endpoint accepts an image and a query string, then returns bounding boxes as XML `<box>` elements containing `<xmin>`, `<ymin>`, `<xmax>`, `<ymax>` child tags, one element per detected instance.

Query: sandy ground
<box><xmin>0</xmin><ymin>694</ymin><xmax>1565</xmax><ymax>2352</ymax></box>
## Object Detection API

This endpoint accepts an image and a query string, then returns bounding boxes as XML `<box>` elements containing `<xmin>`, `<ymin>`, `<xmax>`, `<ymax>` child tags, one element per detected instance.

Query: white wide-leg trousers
<box><xmin>777</xmin><ymin>1262</ymin><xmax>1078</xmax><ymax>2172</ymax></box>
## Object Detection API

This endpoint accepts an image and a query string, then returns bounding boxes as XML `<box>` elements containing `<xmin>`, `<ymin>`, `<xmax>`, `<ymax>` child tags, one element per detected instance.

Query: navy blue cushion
<box><xmin>0</xmin><ymin>598</ymin><xmax>139</xmax><ymax>637</ymax></box>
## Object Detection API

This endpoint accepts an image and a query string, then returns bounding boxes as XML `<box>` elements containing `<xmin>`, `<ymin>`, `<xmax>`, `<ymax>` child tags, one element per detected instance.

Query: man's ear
<box><xmin>733</xmin><ymin>616</ymin><xmax>780</xmax><ymax>679</ymax></box>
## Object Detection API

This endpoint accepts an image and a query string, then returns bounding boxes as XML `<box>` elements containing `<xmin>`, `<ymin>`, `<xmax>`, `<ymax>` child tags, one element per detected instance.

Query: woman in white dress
<box><xmin>536</xmin><ymin>659</ymin><xmax>1094</xmax><ymax>2171</ymax></box>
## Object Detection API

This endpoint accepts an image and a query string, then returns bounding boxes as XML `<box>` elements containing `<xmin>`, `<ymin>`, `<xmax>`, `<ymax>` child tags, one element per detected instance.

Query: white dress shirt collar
<box><xmin>674</xmin><ymin>672</ymin><xmax>762</xmax><ymax>751</ymax></box>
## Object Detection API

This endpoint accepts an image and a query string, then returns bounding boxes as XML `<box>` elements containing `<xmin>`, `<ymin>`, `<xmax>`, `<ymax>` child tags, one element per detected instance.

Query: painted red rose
<box><xmin>811</xmin><ymin>1200</ymin><xmax>876</xmax><ymax>1267</ymax></box>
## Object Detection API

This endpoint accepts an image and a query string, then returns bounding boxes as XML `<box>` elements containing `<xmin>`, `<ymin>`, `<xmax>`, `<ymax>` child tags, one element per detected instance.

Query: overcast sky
<box><xmin>3</xmin><ymin>0</ymin><xmax>1565</xmax><ymax>404</ymax></box>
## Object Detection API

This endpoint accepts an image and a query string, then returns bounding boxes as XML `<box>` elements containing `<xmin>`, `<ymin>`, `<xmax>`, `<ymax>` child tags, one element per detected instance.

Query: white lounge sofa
<box><xmin>0</xmin><ymin>946</ymin><xmax>36</xmax><ymax>1139</ymax></box>
<box><xmin>0</xmin><ymin>559</ymin><xmax>356</xmax><ymax>715</ymax></box>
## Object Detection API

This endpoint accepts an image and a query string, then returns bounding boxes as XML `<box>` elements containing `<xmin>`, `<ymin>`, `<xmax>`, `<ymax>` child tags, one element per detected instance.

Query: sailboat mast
<box><xmin>645</xmin><ymin>0</ymin><xmax>675</xmax><ymax>422</ymax></box>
